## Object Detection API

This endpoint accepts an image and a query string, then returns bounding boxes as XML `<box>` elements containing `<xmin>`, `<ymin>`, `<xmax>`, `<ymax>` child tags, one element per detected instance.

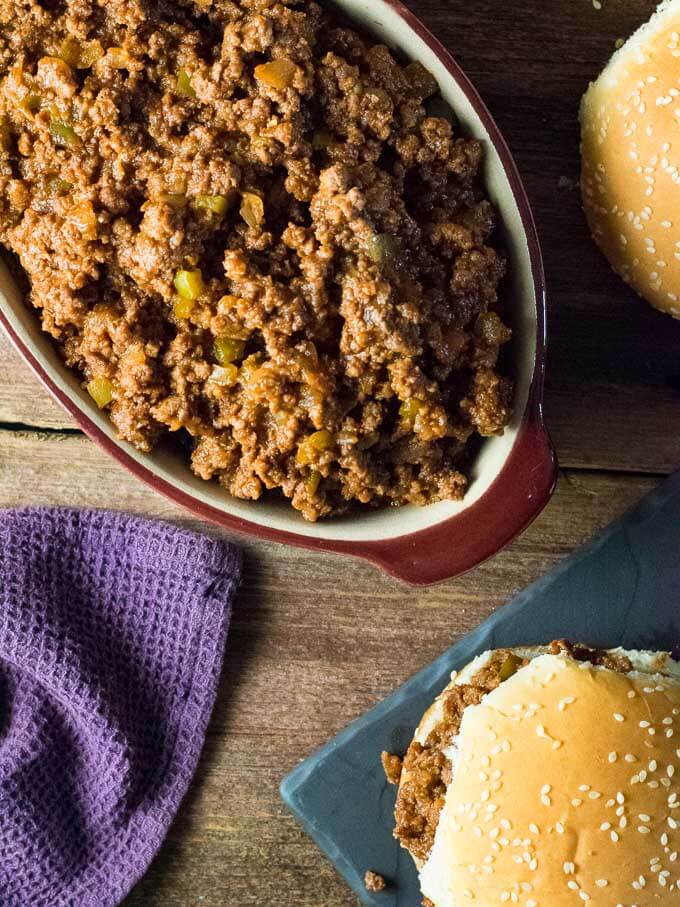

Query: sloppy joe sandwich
<box><xmin>385</xmin><ymin>641</ymin><xmax>680</xmax><ymax>905</ymax></box>
<box><xmin>581</xmin><ymin>0</ymin><xmax>680</xmax><ymax>317</ymax></box>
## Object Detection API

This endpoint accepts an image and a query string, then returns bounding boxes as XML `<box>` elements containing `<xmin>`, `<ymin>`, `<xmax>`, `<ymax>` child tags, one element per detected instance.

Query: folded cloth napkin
<box><xmin>0</xmin><ymin>508</ymin><xmax>241</xmax><ymax>907</ymax></box>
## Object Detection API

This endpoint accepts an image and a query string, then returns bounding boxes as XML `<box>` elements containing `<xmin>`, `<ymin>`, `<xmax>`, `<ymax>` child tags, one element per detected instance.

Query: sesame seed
<box><xmin>595</xmin><ymin>879</ymin><xmax>608</xmax><ymax>887</ymax></box>
<box><xmin>567</xmin><ymin>881</ymin><xmax>579</xmax><ymax>891</ymax></box>
<box><xmin>614</xmin><ymin>713</ymin><xmax>625</xmax><ymax>722</ymax></box>
<box><xmin>609</xmin><ymin>752</ymin><xmax>618</xmax><ymax>763</ymax></box>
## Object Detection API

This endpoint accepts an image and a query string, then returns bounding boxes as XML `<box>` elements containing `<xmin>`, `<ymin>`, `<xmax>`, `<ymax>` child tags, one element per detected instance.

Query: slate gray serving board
<box><xmin>280</xmin><ymin>472</ymin><xmax>680</xmax><ymax>906</ymax></box>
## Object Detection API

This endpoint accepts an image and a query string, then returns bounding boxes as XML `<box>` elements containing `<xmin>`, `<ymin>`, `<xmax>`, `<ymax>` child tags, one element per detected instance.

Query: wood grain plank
<box><xmin>0</xmin><ymin>331</ymin><xmax>75</xmax><ymax>430</ymax></box>
<box><xmin>0</xmin><ymin>425</ymin><xmax>658</xmax><ymax>905</ymax></box>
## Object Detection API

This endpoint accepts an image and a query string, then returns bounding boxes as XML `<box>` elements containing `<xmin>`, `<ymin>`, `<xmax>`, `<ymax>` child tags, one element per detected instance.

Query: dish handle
<box><xmin>363</xmin><ymin>416</ymin><xmax>558</xmax><ymax>586</ymax></box>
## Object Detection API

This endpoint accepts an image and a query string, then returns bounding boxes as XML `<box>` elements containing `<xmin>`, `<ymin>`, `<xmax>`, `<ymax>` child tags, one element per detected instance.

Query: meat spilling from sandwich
<box><xmin>383</xmin><ymin>640</ymin><xmax>680</xmax><ymax>907</ymax></box>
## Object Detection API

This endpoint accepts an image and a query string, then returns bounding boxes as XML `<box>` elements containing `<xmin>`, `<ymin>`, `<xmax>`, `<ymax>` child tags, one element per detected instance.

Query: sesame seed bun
<box><xmin>400</xmin><ymin>645</ymin><xmax>680</xmax><ymax>905</ymax></box>
<box><xmin>580</xmin><ymin>0</ymin><xmax>680</xmax><ymax>317</ymax></box>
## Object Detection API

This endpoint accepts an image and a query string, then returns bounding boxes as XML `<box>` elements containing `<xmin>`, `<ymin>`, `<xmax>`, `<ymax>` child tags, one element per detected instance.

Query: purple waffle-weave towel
<box><xmin>0</xmin><ymin>508</ymin><xmax>241</xmax><ymax>907</ymax></box>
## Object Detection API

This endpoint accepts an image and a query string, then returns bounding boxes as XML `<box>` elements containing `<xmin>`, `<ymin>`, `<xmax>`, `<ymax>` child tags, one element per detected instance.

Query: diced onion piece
<box><xmin>239</xmin><ymin>191</ymin><xmax>264</xmax><ymax>228</ymax></box>
<box><xmin>176</xmin><ymin>69</ymin><xmax>196</xmax><ymax>98</ymax></box>
<box><xmin>59</xmin><ymin>37</ymin><xmax>81</xmax><ymax>68</ymax></box>
<box><xmin>173</xmin><ymin>297</ymin><xmax>195</xmax><ymax>319</ymax></box>
<box><xmin>399</xmin><ymin>398</ymin><xmax>423</xmax><ymax>422</ymax></box>
<box><xmin>105</xmin><ymin>47</ymin><xmax>130</xmax><ymax>69</ymax></box>
<box><xmin>214</xmin><ymin>336</ymin><xmax>245</xmax><ymax>365</ymax></box>
<box><xmin>296</xmin><ymin>429</ymin><xmax>334</xmax><ymax>465</ymax></box>
<box><xmin>87</xmin><ymin>376</ymin><xmax>114</xmax><ymax>408</ymax></box>
<box><xmin>18</xmin><ymin>93</ymin><xmax>42</xmax><ymax>117</ymax></box>
<box><xmin>306</xmin><ymin>470</ymin><xmax>321</xmax><ymax>494</ymax></box>
<box><xmin>193</xmin><ymin>194</ymin><xmax>230</xmax><ymax>214</ymax></box>
<box><xmin>50</xmin><ymin>116</ymin><xmax>80</xmax><ymax>147</ymax></box>
<box><xmin>254</xmin><ymin>58</ymin><xmax>298</xmax><ymax>90</ymax></box>
<box><xmin>158</xmin><ymin>192</ymin><xmax>187</xmax><ymax>208</ymax></box>
<box><xmin>46</xmin><ymin>175</ymin><xmax>72</xmax><ymax>196</ymax></box>
<box><xmin>499</xmin><ymin>654</ymin><xmax>523</xmax><ymax>682</ymax></box>
<box><xmin>239</xmin><ymin>353</ymin><xmax>264</xmax><ymax>383</ymax></box>
<box><xmin>209</xmin><ymin>364</ymin><xmax>239</xmax><ymax>386</ymax></box>
<box><xmin>367</xmin><ymin>233</ymin><xmax>399</xmax><ymax>264</ymax></box>
<box><xmin>173</xmin><ymin>268</ymin><xmax>205</xmax><ymax>301</ymax></box>
<box><xmin>59</xmin><ymin>37</ymin><xmax>103</xmax><ymax>68</ymax></box>
<box><xmin>79</xmin><ymin>39</ymin><xmax>105</xmax><ymax>68</ymax></box>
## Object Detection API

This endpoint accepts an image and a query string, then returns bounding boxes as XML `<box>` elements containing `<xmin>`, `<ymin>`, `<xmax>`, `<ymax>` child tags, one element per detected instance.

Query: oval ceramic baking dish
<box><xmin>0</xmin><ymin>0</ymin><xmax>556</xmax><ymax>585</ymax></box>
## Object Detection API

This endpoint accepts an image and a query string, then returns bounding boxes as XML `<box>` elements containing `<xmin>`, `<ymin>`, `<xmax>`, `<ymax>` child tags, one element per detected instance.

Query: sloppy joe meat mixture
<box><xmin>0</xmin><ymin>0</ymin><xmax>512</xmax><ymax>520</ymax></box>
<box><xmin>385</xmin><ymin>641</ymin><xmax>634</xmax><ymax>870</ymax></box>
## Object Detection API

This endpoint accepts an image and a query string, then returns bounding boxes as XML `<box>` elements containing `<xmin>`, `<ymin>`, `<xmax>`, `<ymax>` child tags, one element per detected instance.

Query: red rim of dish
<box><xmin>0</xmin><ymin>3</ymin><xmax>556</xmax><ymax>586</ymax></box>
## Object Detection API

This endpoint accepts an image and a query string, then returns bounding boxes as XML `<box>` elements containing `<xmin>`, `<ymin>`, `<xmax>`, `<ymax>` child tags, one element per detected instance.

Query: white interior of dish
<box><xmin>0</xmin><ymin>0</ymin><xmax>539</xmax><ymax>543</ymax></box>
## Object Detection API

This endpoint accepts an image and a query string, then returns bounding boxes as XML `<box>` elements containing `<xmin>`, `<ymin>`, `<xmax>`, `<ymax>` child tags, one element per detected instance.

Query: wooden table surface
<box><xmin>2</xmin><ymin>1</ymin><xmax>680</xmax><ymax>904</ymax></box>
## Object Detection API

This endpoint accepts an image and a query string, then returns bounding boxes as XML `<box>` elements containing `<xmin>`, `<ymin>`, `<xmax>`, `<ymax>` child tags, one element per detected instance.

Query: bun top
<box><xmin>419</xmin><ymin>652</ymin><xmax>680</xmax><ymax>906</ymax></box>
<box><xmin>580</xmin><ymin>0</ymin><xmax>680</xmax><ymax>317</ymax></box>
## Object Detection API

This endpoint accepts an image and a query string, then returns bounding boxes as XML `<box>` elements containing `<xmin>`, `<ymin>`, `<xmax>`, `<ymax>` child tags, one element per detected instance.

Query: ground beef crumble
<box><xmin>389</xmin><ymin>642</ymin><xmax>634</xmax><ymax>871</ymax></box>
<box><xmin>364</xmin><ymin>870</ymin><xmax>386</xmax><ymax>892</ymax></box>
<box><xmin>380</xmin><ymin>750</ymin><xmax>403</xmax><ymax>786</ymax></box>
<box><xmin>0</xmin><ymin>0</ymin><xmax>512</xmax><ymax>520</ymax></box>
